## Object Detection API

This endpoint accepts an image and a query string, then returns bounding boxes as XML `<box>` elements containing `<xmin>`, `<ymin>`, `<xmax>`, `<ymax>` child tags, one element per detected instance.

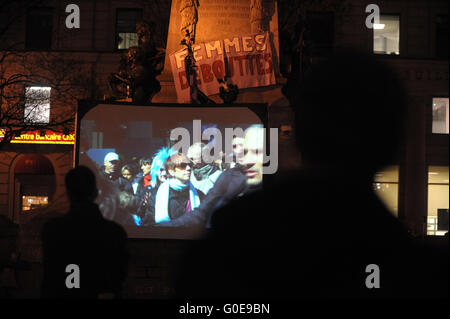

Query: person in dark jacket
<box><xmin>155</xmin><ymin>126</ymin><xmax>265</xmax><ymax>228</ymax></box>
<box><xmin>99</xmin><ymin>152</ymin><xmax>133</xmax><ymax>194</ymax></box>
<box><xmin>138</xmin><ymin>147</ymin><xmax>172</xmax><ymax>226</ymax></box>
<box><xmin>41</xmin><ymin>166</ymin><xmax>129</xmax><ymax>299</ymax></box>
<box><xmin>134</xmin><ymin>157</ymin><xmax>153</xmax><ymax>203</ymax></box>
<box><xmin>175</xmin><ymin>50</ymin><xmax>449</xmax><ymax>299</ymax></box>
<box><xmin>121</xmin><ymin>164</ymin><xmax>137</xmax><ymax>192</ymax></box>
<box><xmin>154</xmin><ymin>163</ymin><xmax>247</xmax><ymax>228</ymax></box>
<box><xmin>142</xmin><ymin>153</ymin><xmax>205</xmax><ymax>226</ymax></box>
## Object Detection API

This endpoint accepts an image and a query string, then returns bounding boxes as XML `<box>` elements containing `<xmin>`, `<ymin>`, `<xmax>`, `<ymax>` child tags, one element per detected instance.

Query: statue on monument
<box><xmin>180</xmin><ymin>0</ymin><xmax>199</xmax><ymax>42</ymax></box>
<box><xmin>250</xmin><ymin>0</ymin><xmax>273</xmax><ymax>33</ymax></box>
<box><xmin>181</xmin><ymin>29</ymin><xmax>215</xmax><ymax>104</ymax></box>
<box><xmin>108</xmin><ymin>21</ymin><xmax>165</xmax><ymax>103</ymax></box>
<box><xmin>218</xmin><ymin>76</ymin><xmax>239</xmax><ymax>104</ymax></box>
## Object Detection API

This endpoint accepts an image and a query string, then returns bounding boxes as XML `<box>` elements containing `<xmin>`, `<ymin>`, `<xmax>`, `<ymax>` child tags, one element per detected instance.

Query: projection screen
<box><xmin>76</xmin><ymin>102</ymin><xmax>267</xmax><ymax>239</ymax></box>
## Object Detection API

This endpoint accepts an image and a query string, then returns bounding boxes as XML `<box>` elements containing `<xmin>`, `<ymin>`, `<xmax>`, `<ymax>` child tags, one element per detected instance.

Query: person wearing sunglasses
<box><xmin>150</xmin><ymin>126</ymin><xmax>265</xmax><ymax>229</ymax></box>
<box><xmin>142</xmin><ymin>152</ymin><xmax>206</xmax><ymax>225</ymax></box>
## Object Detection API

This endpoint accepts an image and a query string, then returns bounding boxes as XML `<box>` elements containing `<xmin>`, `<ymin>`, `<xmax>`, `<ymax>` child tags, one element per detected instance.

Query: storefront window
<box><xmin>427</xmin><ymin>166</ymin><xmax>449</xmax><ymax>236</ymax></box>
<box><xmin>432</xmin><ymin>97</ymin><xmax>449</xmax><ymax>134</ymax></box>
<box><xmin>373</xmin><ymin>15</ymin><xmax>400</xmax><ymax>55</ymax></box>
<box><xmin>373</xmin><ymin>165</ymin><xmax>399</xmax><ymax>216</ymax></box>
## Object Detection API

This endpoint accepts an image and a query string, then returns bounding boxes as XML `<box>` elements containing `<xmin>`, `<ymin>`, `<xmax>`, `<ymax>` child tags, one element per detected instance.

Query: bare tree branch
<box><xmin>0</xmin><ymin>50</ymin><xmax>93</xmax><ymax>149</ymax></box>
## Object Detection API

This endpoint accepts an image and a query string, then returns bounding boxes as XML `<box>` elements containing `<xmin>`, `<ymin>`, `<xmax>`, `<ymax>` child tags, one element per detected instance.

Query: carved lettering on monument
<box><xmin>198</xmin><ymin>0</ymin><xmax>250</xmax><ymax>30</ymax></box>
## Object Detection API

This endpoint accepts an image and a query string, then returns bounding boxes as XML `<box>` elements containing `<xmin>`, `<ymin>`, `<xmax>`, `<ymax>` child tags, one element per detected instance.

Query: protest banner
<box><xmin>169</xmin><ymin>32</ymin><xmax>275</xmax><ymax>103</ymax></box>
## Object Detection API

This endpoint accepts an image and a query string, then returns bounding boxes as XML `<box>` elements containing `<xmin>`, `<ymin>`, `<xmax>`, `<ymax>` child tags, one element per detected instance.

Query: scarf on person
<box><xmin>154</xmin><ymin>179</ymin><xmax>200</xmax><ymax>223</ymax></box>
<box><xmin>143</xmin><ymin>174</ymin><xmax>152</xmax><ymax>187</ymax></box>
<box><xmin>193</xmin><ymin>164</ymin><xmax>217</xmax><ymax>181</ymax></box>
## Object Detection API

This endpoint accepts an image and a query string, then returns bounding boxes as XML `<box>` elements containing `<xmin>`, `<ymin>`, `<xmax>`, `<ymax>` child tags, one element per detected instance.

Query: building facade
<box><xmin>331</xmin><ymin>0</ymin><xmax>449</xmax><ymax>236</ymax></box>
<box><xmin>0</xmin><ymin>0</ymin><xmax>173</xmax><ymax>225</ymax></box>
<box><xmin>0</xmin><ymin>0</ymin><xmax>448</xmax><ymax>298</ymax></box>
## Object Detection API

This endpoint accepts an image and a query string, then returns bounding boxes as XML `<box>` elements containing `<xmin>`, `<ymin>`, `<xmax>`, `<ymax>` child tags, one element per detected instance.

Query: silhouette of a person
<box><xmin>175</xmin><ymin>50</ymin><xmax>449</xmax><ymax>298</ymax></box>
<box><xmin>41</xmin><ymin>166</ymin><xmax>129</xmax><ymax>299</ymax></box>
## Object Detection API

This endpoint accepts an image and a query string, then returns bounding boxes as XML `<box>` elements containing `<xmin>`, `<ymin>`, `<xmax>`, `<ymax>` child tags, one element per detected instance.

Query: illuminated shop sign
<box><xmin>0</xmin><ymin>129</ymin><xmax>75</xmax><ymax>145</ymax></box>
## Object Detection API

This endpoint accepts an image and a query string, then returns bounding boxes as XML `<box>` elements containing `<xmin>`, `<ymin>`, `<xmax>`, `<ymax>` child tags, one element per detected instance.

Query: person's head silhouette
<box><xmin>293</xmin><ymin>49</ymin><xmax>407</xmax><ymax>179</ymax></box>
<box><xmin>65</xmin><ymin>166</ymin><xmax>98</xmax><ymax>204</ymax></box>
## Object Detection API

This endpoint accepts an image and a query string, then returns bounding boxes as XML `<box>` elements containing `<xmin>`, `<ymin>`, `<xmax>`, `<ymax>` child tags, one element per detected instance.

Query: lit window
<box><xmin>373</xmin><ymin>165</ymin><xmax>399</xmax><ymax>216</ymax></box>
<box><xmin>373</xmin><ymin>15</ymin><xmax>400</xmax><ymax>55</ymax></box>
<box><xmin>22</xmin><ymin>196</ymin><xmax>48</xmax><ymax>212</ymax></box>
<box><xmin>118</xmin><ymin>33</ymin><xmax>138</xmax><ymax>50</ymax></box>
<box><xmin>427</xmin><ymin>166</ymin><xmax>449</xmax><ymax>236</ymax></box>
<box><xmin>116</xmin><ymin>9</ymin><xmax>143</xmax><ymax>50</ymax></box>
<box><xmin>432</xmin><ymin>97</ymin><xmax>449</xmax><ymax>134</ymax></box>
<box><xmin>24</xmin><ymin>86</ymin><xmax>51</xmax><ymax>124</ymax></box>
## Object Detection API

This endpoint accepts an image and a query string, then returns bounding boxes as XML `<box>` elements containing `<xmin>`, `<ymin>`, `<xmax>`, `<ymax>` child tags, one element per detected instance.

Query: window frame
<box><xmin>426</xmin><ymin>165</ymin><xmax>449</xmax><ymax>236</ymax></box>
<box><xmin>115</xmin><ymin>8</ymin><xmax>144</xmax><ymax>51</ymax></box>
<box><xmin>23</xmin><ymin>85</ymin><xmax>51</xmax><ymax>124</ymax></box>
<box><xmin>431</xmin><ymin>96</ymin><xmax>449</xmax><ymax>135</ymax></box>
<box><xmin>371</xmin><ymin>13</ymin><xmax>402</xmax><ymax>57</ymax></box>
<box><xmin>373</xmin><ymin>165</ymin><xmax>400</xmax><ymax>217</ymax></box>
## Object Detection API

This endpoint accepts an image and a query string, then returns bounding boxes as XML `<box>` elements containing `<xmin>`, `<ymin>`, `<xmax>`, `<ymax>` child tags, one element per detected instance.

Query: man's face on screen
<box><xmin>104</xmin><ymin>160</ymin><xmax>119</xmax><ymax>174</ymax></box>
<box><xmin>243</xmin><ymin>127</ymin><xmax>264</xmax><ymax>186</ymax></box>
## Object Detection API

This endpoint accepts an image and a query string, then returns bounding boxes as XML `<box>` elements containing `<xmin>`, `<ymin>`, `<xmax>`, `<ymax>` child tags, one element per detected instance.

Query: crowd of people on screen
<box><xmin>90</xmin><ymin>125</ymin><xmax>265</xmax><ymax>227</ymax></box>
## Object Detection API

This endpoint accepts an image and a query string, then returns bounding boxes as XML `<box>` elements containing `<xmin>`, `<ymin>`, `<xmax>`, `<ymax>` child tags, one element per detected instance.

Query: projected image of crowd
<box><xmin>83</xmin><ymin>125</ymin><xmax>265</xmax><ymax>228</ymax></box>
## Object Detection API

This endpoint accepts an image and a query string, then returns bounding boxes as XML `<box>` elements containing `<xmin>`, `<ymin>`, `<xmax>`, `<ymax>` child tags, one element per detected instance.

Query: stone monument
<box><xmin>153</xmin><ymin>0</ymin><xmax>286</xmax><ymax>107</ymax></box>
<box><xmin>152</xmin><ymin>0</ymin><xmax>296</xmax><ymax>175</ymax></box>
<box><xmin>108</xmin><ymin>21</ymin><xmax>165</xmax><ymax>104</ymax></box>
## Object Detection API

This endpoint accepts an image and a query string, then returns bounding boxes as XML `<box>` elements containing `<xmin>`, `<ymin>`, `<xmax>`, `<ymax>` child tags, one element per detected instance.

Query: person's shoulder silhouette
<box><xmin>175</xmin><ymin>50</ymin><xmax>448</xmax><ymax>299</ymax></box>
<box><xmin>41</xmin><ymin>166</ymin><xmax>129</xmax><ymax>299</ymax></box>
